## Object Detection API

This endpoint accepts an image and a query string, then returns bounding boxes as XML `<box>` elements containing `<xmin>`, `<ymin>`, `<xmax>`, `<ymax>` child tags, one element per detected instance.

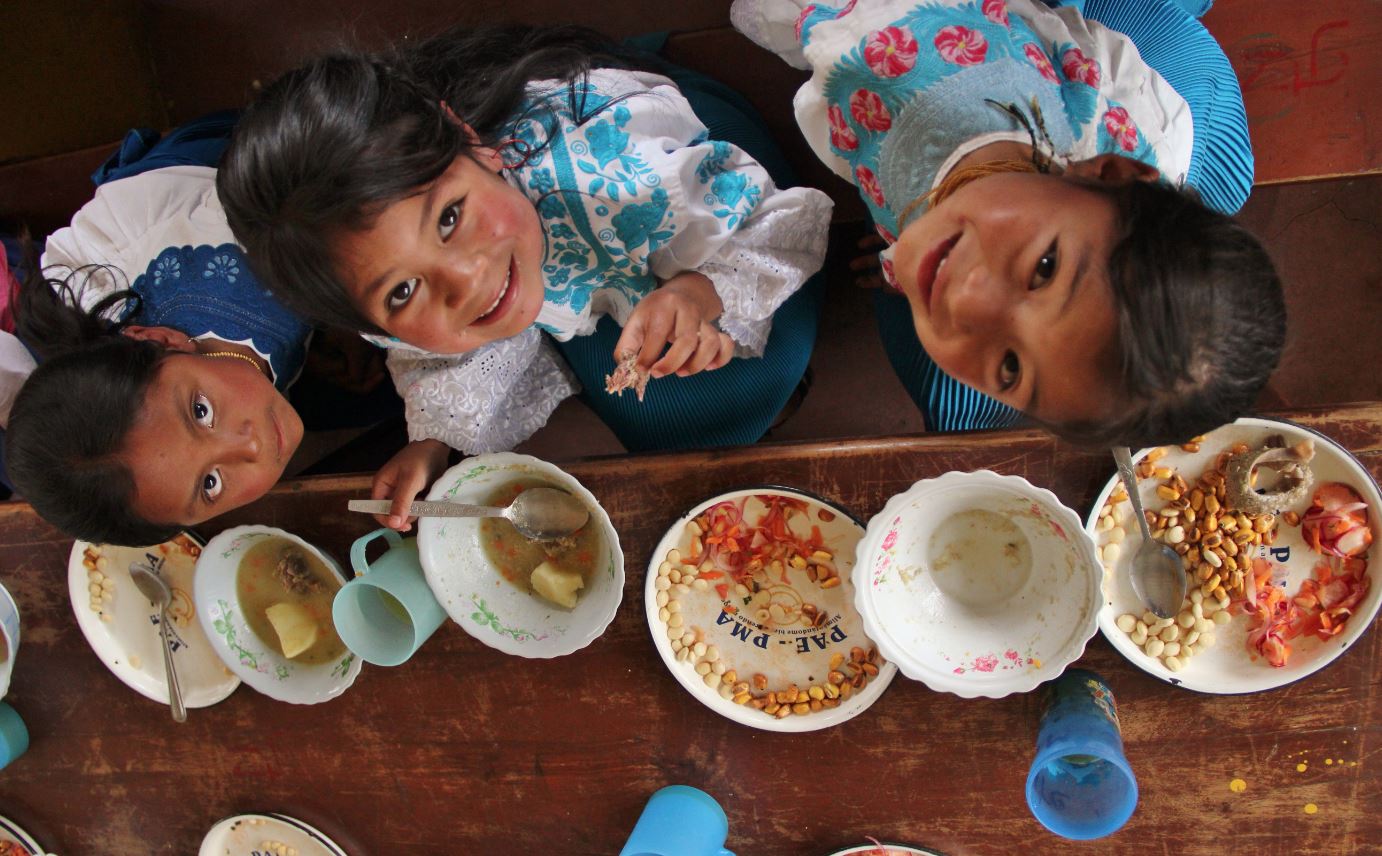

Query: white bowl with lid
<box><xmin>853</xmin><ymin>470</ymin><xmax>1102</xmax><ymax>698</ymax></box>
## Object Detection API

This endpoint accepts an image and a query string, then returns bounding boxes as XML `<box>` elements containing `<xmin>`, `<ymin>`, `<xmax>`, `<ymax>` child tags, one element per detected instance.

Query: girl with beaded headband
<box><xmin>218</xmin><ymin>24</ymin><xmax>833</xmax><ymax>530</ymax></box>
<box><xmin>733</xmin><ymin>0</ymin><xmax>1286</xmax><ymax>447</ymax></box>
<box><xmin>4</xmin><ymin>160</ymin><xmax>315</xmax><ymax>546</ymax></box>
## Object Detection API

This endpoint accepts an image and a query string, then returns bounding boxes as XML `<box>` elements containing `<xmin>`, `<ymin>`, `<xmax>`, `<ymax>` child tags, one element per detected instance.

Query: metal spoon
<box><xmin>347</xmin><ymin>486</ymin><xmax>591</xmax><ymax>542</ymax></box>
<box><xmin>129</xmin><ymin>565</ymin><xmax>186</xmax><ymax>722</ymax></box>
<box><xmin>1112</xmin><ymin>446</ymin><xmax>1188</xmax><ymax>619</ymax></box>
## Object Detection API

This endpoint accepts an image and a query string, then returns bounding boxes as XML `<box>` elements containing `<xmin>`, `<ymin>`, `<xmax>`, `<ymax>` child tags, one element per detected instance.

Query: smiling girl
<box><xmin>219</xmin><ymin>25</ymin><xmax>832</xmax><ymax>527</ymax></box>
<box><xmin>733</xmin><ymin>0</ymin><xmax>1285</xmax><ymax>445</ymax></box>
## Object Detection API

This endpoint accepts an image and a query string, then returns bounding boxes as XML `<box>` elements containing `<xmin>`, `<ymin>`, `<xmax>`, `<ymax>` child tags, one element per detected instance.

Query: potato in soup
<box><xmin>237</xmin><ymin>537</ymin><xmax>346</xmax><ymax>663</ymax></box>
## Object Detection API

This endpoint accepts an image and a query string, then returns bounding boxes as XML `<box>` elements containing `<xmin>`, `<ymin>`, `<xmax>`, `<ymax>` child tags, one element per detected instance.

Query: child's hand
<box><xmin>850</xmin><ymin>233</ymin><xmax>890</xmax><ymax>289</ymax></box>
<box><xmin>370</xmin><ymin>439</ymin><xmax>451</xmax><ymax>532</ymax></box>
<box><xmin>616</xmin><ymin>272</ymin><xmax>735</xmax><ymax>379</ymax></box>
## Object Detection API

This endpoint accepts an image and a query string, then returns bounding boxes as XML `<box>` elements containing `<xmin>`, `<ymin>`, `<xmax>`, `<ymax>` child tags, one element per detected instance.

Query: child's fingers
<box><xmin>706</xmin><ymin>332</ymin><xmax>736</xmax><ymax>371</ymax></box>
<box><xmin>856</xmin><ymin>233</ymin><xmax>886</xmax><ymax>252</ymax></box>
<box><xmin>650</xmin><ymin>325</ymin><xmax>701</xmax><ymax>378</ymax></box>
<box><xmin>371</xmin><ymin>468</ymin><xmax>419</xmax><ymax>532</ymax></box>
<box><xmin>613</xmin><ymin>315</ymin><xmax>646</xmax><ymax>363</ymax></box>
<box><xmin>637</xmin><ymin>311</ymin><xmax>676</xmax><ymax>371</ymax></box>
<box><xmin>676</xmin><ymin>326</ymin><xmax>729</xmax><ymax>376</ymax></box>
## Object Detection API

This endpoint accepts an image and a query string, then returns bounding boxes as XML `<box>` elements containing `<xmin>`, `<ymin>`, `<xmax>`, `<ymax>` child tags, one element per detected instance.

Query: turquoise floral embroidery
<box><xmin>153</xmin><ymin>252</ymin><xmax>181</xmax><ymax>285</ymax></box>
<box><xmin>611</xmin><ymin>188</ymin><xmax>673</xmax><ymax>251</ymax></box>
<box><xmin>709</xmin><ymin>172</ymin><xmax>760</xmax><ymax>228</ymax></box>
<box><xmin>695</xmin><ymin>140</ymin><xmax>733</xmax><ymax>182</ymax></box>
<box><xmin>204</xmin><ymin>252</ymin><xmax>240</xmax><ymax>283</ymax></box>
<box><xmin>586</xmin><ymin>110</ymin><xmax>632</xmax><ymax>168</ymax></box>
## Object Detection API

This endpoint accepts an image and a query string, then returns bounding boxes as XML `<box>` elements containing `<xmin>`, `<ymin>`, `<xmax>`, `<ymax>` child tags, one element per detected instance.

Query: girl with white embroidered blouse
<box><xmin>219</xmin><ymin>25</ymin><xmax>833</xmax><ymax>528</ymax></box>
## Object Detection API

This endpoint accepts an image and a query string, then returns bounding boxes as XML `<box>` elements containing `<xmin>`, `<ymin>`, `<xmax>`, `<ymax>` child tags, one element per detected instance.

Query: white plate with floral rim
<box><xmin>195</xmin><ymin>526</ymin><xmax>361</xmax><ymax>704</ymax></box>
<box><xmin>199</xmin><ymin>812</ymin><xmax>348</xmax><ymax>856</ymax></box>
<box><xmin>1088</xmin><ymin>417</ymin><xmax>1381</xmax><ymax>693</ymax></box>
<box><xmin>853</xmin><ymin>471</ymin><xmax>1102</xmax><ymax>699</ymax></box>
<box><xmin>67</xmin><ymin>533</ymin><xmax>240</xmax><ymax>709</ymax></box>
<box><xmin>645</xmin><ymin>487</ymin><xmax>896</xmax><ymax>732</ymax></box>
<box><xmin>418</xmin><ymin>453</ymin><xmax>623</xmax><ymax>659</ymax></box>
<box><xmin>0</xmin><ymin>813</ymin><xmax>44</xmax><ymax>855</ymax></box>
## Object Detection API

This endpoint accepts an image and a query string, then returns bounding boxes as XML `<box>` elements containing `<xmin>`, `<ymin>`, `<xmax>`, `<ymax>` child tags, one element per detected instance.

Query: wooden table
<box><xmin>0</xmin><ymin>404</ymin><xmax>1378</xmax><ymax>855</ymax></box>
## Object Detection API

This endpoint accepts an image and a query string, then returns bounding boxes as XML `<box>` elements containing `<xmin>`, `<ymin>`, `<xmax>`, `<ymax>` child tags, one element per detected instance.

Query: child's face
<box><xmin>335</xmin><ymin>150</ymin><xmax>546</xmax><ymax>354</ymax></box>
<box><xmin>890</xmin><ymin>171</ymin><xmax>1123</xmax><ymax>425</ymax></box>
<box><xmin>121</xmin><ymin>353</ymin><xmax>304</xmax><ymax>527</ymax></box>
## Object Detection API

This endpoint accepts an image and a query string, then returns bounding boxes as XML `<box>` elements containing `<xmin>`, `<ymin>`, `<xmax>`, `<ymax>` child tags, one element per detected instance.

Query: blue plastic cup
<box><xmin>333</xmin><ymin>529</ymin><xmax>447</xmax><ymax>667</ymax></box>
<box><xmin>0</xmin><ymin>702</ymin><xmax>29</xmax><ymax>770</ymax></box>
<box><xmin>620</xmin><ymin>785</ymin><xmax>735</xmax><ymax>856</ymax></box>
<box><xmin>1026</xmin><ymin>669</ymin><xmax>1138</xmax><ymax>840</ymax></box>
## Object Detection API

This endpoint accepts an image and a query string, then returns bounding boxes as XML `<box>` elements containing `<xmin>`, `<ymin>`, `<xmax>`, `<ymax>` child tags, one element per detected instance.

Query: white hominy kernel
<box><xmin>718</xmin><ymin>684</ymin><xmax>734</xmax><ymax>699</ymax></box>
<box><xmin>692</xmin><ymin>641</ymin><xmax>706</xmax><ymax>657</ymax></box>
<box><xmin>655</xmin><ymin>577</ymin><xmax>671</xmax><ymax>591</ymax></box>
<box><xmin>89</xmin><ymin>600</ymin><xmax>101</xmax><ymax>612</ymax></box>
<box><xmin>1194</xmin><ymin>618</ymin><xmax>1212</xmax><ymax>634</ymax></box>
<box><xmin>90</xmin><ymin>571</ymin><xmax>105</xmax><ymax>584</ymax></box>
<box><xmin>668</xmin><ymin>613</ymin><xmax>684</xmax><ymax>628</ymax></box>
<box><xmin>1212</xmin><ymin>610</ymin><xmax>1231</xmax><ymax>626</ymax></box>
<box><xmin>682</xmin><ymin>573</ymin><xmax>698</xmax><ymax>584</ymax></box>
<box><xmin>712</xmin><ymin>662</ymin><xmax>726</xmax><ymax>675</ymax></box>
<box><xmin>1178</xmin><ymin>612</ymin><xmax>1196</xmax><ymax>628</ymax></box>
<box><xmin>1183</xmin><ymin>630</ymin><xmax>1200</xmax><ymax>647</ymax></box>
<box><xmin>1153</xmin><ymin>617</ymin><xmax>1174</xmax><ymax>631</ymax></box>
<box><xmin>1168</xmin><ymin>525</ymin><xmax>1186</xmax><ymax>544</ymax></box>
<box><xmin>1216</xmin><ymin>595</ymin><xmax>1231</xmax><ymax>611</ymax></box>
<box><xmin>695</xmin><ymin>662</ymin><xmax>712</xmax><ymax>676</ymax></box>
<box><xmin>706</xmin><ymin>646</ymin><xmax>720</xmax><ymax>662</ymax></box>
<box><xmin>1142</xmin><ymin>611</ymin><xmax>1158</xmax><ymax>625</ymax></box>
<box><xmin>101</xmin><ymin>577</ymin><xmax>115</xmax><ymax>591</ymax></box>
<box><xmin>95</xmin><ymin>556</ymin><xmax>108</xmax><ymax>571</ymax></box>
<box><xmin>1204</xmin><ymin>550</ymin><xmax>1222</xmax><ymax>568</ymax></box>
<box><xmin>101</xmin><ymin>613</ymin><xmax>113</xmax><ymax>623</ymax></box>
<box><xmin>1116</xmin><ymin>614</ymin><xmax>1137</xmax><ymax>633</ymax></box>
<box><xmin>655</xmin><ymin>591</ymin><xmax>669</xmax><ymax>607</ymax></box>
<box><xmin>1190</xmin><ymin>589</ymin><xmax>1203</xmax><ymax>604</ymax></box>
<box><xmin>693</xmin><ymin>579</ymin><xmax>709</xmax><ymax>591</ymax></box>
<box><xmin>1135</xmin><ymin>620</ymin><xmax>1149</xmax><ymax>636</ymax></box>
<box><xmin>669</xmin><ymin>569</ymin><xmax>682</xmax><ymax>584</ymax></box>
<box><xmin>1192</xmin><ymin>603</ymin><xmax>1204</xmax><ymax>620</ymax></box>
<box><xmin>1182</xmin><ymin>642</ymin><xmax>1198</xmax><ymax>657</ymax></box>
<box><xmin>1158</xmin><ymin>625</ymin><xmax>1180</xmax><ymax>643</ymax></box>
<box><xmin>1199</xmin><ymin>631</ymin><xmax>1217</xmax><ymax>648</ymax></box>
<box><xmin>671</xmin><ymin>640</ymin><xmax>683</xmax><ymax>652</ymax></box>
<box><xmin>667</xmin><ymin>549</ymin><xmax>682</xmax><ymax>564</ymax></box>
<box><xmin>1145</xmin><ymin>638</ymin><xmax>1165</xmax><ymax>657</ymax></box>
<box><xmin>1102</xmin><ymin>544</ymin><xmax>1121</xmax><ymax>563</ymax></box>
<box><xmin>703</xmin><ymin>672</ymin><xmax>721</xmax><ymax>689</ymax></box>
<box><xmin>1162</xmin><ymin>641</ymin><xmax>1180</xmax><ymax>657</ymax></box>
<box><xmin>667</xmin><ymin>626</ymin><xmax>682</xmax><ymax>640</ymax></box>
<box><xmin>102</xmin><ymin>591</ymin><xmax>113</xmax><ymax>603</ymax></box>
<box><xmin>668</xmin><ymin>600</ymin><xmax>682</xmax><ymax>614</ymax></box>
<box><xmin>658</xmin><ymin>561</ymin><xmax>672</xmax><ymax>577</ymax></box>
<box><xmin>674</xmin><ymin>583</ymin><xmax>691</xmax><ymax>596</ymax></box>
<box><xmin>1200</xmin><ymin>597</ymin><xmax>1218</xmax><ymax>616</ymax></box>
<box><xmin>1108</xmin><ymin>526</ymin><xmax>1125</xmax><ymax>544</ymax></box>
<box><xmin>1098</xmin><ymin>514</ymin><xmax>1114</xmax><ymax>531</ymax></box>
<box><xmin>680</xmin><ymin>632</ymin><xmax>696</xmax><ymax>646</ymax></box>
<box><xmin>89</xmin><ymin>583</ymin><xmax>102</xmax><ymax>596</ymax></box>
<box><xmin>1130</xmin><ymin>627</ymin><xmax>1148</xmax><ymax>646</ymax></box>
<box><xmin>658</xmin><ymin>607</ymin><xmax>670</xmax><ymax>623</ymax></box>
<box><xmin>1164</xmin><ymin>656</ymin><xmax>1183</xmax><ymax>672</ymax></box>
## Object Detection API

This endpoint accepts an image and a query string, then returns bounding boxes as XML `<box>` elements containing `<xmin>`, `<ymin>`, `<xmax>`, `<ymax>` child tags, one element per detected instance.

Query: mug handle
<box><xmin>350</xmin><ymin>527</ymin><xmax>404</xmax><ymax>578</ymax></box>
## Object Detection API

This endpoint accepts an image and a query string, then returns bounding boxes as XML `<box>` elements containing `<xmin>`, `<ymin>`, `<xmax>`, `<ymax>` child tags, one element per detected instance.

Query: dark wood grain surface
<box><xmin>0</xmin><ymin>404</ymin><xmax>1379</xmax><ymax>855</ymax></box>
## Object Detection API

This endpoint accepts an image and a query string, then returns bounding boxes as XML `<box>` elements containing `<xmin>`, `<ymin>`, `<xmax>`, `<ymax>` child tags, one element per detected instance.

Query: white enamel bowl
<box><xmin>417</xmin><ymin>453</ymin><xmax>623</xmax><ymax>658</ymax></box>
<box><xmin>854</xmin><ymin>470</ymin><xmax>1102</xmax><ymax>698</ymax></box>
<box><xmin>195</xmin><ymin>526</ymin><xmax>361</xmax><ymax>704</ymax></box>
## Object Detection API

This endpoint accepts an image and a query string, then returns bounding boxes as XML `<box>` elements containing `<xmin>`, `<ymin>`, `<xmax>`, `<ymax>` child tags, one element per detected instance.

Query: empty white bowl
<box><xmin>417</xmin><ymin>453</ymin><xmax>624</xmax><ymax>658</ymax></box>
<box><xmin>196</xmin><ymin>526</ymin><xmax>362</xmax><ymax>704</ymax></box>
<box><xmin>853</xmin><ymin>470</ymin><xmax>1102</xmax><ymax>698</ymax></box>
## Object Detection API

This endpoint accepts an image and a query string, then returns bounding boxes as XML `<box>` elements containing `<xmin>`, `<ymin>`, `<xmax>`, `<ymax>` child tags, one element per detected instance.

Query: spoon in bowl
<box><xmin>1112</xmin><ymin>446</ymin><xmax>1188</xmax><ymax>619</ymax></box>
<box><xmin>348</xmin><ymin>486</ymin><xmax>591</xmax><ymax>542</ymax></box>
<box><xmin>129</xmin><ymin>565</ymin><xmax>186</xmax><ymax>722</ymax></box>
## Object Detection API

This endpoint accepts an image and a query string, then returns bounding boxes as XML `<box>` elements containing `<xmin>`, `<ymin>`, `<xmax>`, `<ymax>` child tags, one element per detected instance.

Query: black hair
<box><xmin>5</xmin><ymin>263</ymin><xmax>181</xmax><ymax>546</ymax></box>
<box><xmin>218</xmin><ymin>23</ymin><xmax>655</xmax><ymax>332</ymax></box>
<box><xmin>1050</xmin><ymin>179</ymin><xmax>1286</xmax><ymax>449</ymax></box>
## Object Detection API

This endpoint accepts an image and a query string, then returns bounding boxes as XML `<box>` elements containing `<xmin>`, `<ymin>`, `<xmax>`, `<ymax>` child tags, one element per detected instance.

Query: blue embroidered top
<box><xmin>373</xmin><ymin>69</ymin><xmax>833</xmax><ymax>454</ymax></box>
<box><xmin>41</xmin><ymin>166</ymin><xmax>310</xmax><ymax>390</ymax></box>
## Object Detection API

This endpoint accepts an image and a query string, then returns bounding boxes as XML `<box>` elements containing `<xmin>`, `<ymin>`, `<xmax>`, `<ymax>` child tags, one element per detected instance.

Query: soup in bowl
<box><xmin>417</xmin><ymin>453</ymin><xmax>624</xmax><ymax>658</ymax></box>
<box><xmin>195</xmin><ymin>525</ymin><xmax>362</xmax><ymax>703</ymax></box>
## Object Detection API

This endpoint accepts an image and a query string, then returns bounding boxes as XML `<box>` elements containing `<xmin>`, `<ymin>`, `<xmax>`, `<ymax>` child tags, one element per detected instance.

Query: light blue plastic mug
<box><xmin>620</xmin><ymin>785</ymin><xmax>735</xmax><ymax>856</ymax></box>
<box><xmin>334</xmin><ymin>528</ymin><xmax>446</xmax><ymax>666</ymax></box>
